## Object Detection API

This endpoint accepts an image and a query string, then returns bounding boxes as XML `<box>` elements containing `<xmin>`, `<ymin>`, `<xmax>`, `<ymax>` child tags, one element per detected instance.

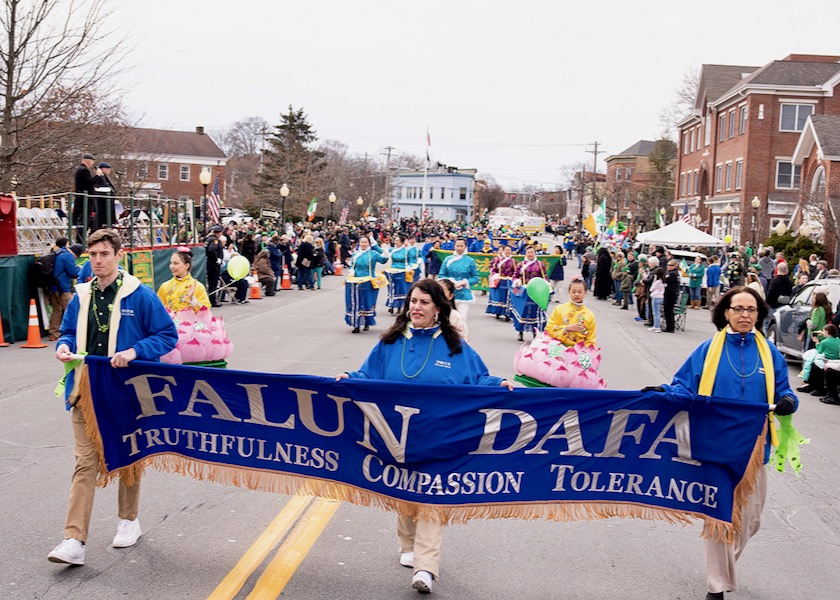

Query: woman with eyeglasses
<box><xmin>663</xmin><ymin>286</ymin><xmax>798</xmax><ymax>600</ymax></box>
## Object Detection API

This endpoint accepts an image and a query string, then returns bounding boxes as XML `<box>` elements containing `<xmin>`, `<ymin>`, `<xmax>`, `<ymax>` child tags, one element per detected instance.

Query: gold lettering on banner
<box><xmin>469</xmin><ymin>409</ymin><xmax>537</xmax><ymax>454</ymax></box>
<box><xmin>178</xmin><ymin>380</ymin><xmax>242</xmax><ymax>422</ymax></box>
<box><xmin>239</xmin><ymin>383</ymin><xmax>295</xmax><ymax>428</ymax></box>
<box><xmin>354</xmin><ymin>403</ymin><xmax>420</xmax><ymax>463</ymax></box>
<box><xmin>125</xmin><ymin>374</ymin><xmax>177</xmax><ymax>418</ymax></box>
<box><xmin>595</xmin><ymin>410</ymin><xmax>658</xmax><ymax>458</ymax></box>
<box><xmin>524</xmin><ymin>410</ymin><xmax>592</xmax><ymax>456</ymax></box>
<box><xmin>639</xmin><ymin>411</ymin><xmax>702</xmax><ymax>465</ymax></box>
<box><xmin>290</xmin><ymin>388</ymin><xmax>350</xmax><ymax>436</ymax></box>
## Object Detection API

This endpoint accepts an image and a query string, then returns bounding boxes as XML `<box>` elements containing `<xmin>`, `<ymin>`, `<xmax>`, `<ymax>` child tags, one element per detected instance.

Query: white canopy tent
<box><xmin>636</xmin><ymin>220</ymin><xmax>726</xmax><ymax>247</ymax></box>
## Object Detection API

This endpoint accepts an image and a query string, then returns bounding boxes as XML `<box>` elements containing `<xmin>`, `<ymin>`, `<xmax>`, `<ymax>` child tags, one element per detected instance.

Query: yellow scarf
<box><xmin>699</xmin><ymin>328</ymin><xmax>778</xmax><ymax>447</ymax></box>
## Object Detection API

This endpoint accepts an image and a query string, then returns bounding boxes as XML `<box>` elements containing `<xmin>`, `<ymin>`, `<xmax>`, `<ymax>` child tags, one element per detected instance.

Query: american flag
<box><xmin>681</xmin><ymin>202</ymin><xmax>691</xmax><ymax>224</ymax></box>
<box><xmin>208</xmin><ymin>173</ymin><xmax>221</xmax><ymax>224</ymax></box>
<box><xmin>338</xmin><ymin>199</ymin><xmax>349</xmax><ymax>225</ymax></box>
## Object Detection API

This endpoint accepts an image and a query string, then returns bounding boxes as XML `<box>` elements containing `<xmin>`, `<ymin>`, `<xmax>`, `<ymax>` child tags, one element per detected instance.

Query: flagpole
<box><xmin>422</xmin><ymin>127</ymin><xmax>429</xmax><ymax>220</ymax></box>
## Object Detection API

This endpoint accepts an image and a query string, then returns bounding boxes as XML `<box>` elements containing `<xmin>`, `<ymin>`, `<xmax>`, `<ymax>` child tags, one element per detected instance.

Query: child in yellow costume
<box><xmin>545</xmin><ymin>278</ymin><xmax>596</xmax><ymax>346</ymax></box>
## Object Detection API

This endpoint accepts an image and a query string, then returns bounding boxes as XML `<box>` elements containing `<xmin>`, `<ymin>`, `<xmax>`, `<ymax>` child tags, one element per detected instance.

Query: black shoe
<box><xmin>706</xmin><ymin>593</ymin><xmax>724</xmax><ymax>600</ymax></box>
<box><xmin>236</xmin><ymin>299</ymin><xmax>249</xmax><ymax>304</ymax></box>
<box><xmin>820</xmin><ymin>396</ymin><xmax>840</xmax><ymax>405</ymax></box>
<box><xmin>363</xmin><ymin>324</ymin><xmax>369</xmax><ymax>331</ymax></box>
<box><xmin>796</xmin><ymin>385</ymin><xmax>813</xmax><ymax>393</ymax></box>
<box><xmin>505</xmin><ymin>317</ymin><xmax>511</xmax><ymax>322</ymax></box>
<box><xmin>518</xmin><ymin>332</ymin><xmax>524</xmax><ymax>341</ymax></box>
<box><xmin>620</xmin><ymin>306</ymin><xmax>628</xmax><ymax>310</ymax></box>
<box><xmin>389</xmin><ymin>308</ymin><xmax>393</xmax><ymax>314</ymax></box>
<box><xmin>352</xmin><ymin>327</ymin><xmax>360</xmax><ymax>333</ymax></box>
<box><xmin>495</xmin><ymin>315</ymin><xmax>500</xmax><ymax>320</ymax></box>
<box><xmin>210</xmin><ymin>302</ymin><xmax>222</xmax><ymax>308</ymax></box>
<box><xmin>810</xmin><ymin>388</ymin><xmax>827</xmax><ymax>396</ymax></box>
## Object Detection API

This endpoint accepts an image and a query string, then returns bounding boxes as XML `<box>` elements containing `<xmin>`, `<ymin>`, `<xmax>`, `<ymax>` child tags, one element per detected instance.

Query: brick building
<box><xmin>605</xmin><ymin>140</ymin><xmax>675</xmax><ymax>230</ymax></box>
<box><xmin>792</xmin><ymin>114</ymin><xmax>840</xmax><ymax>263</ymax></box>
<box><xmin>675</xmin><ymin>55</ymin><xmax>840</xmax><ymax>245</ymax></box>
<box><xmin>122</xmin><ymin>126</ymin><xmax>227</xmax><ymax>202</ymax></box>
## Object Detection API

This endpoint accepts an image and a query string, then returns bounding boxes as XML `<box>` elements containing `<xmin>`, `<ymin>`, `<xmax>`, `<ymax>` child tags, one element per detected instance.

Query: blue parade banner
<box><xmin>78</xmin><ymin>357</ymin><xmax>768</xmax><ymax>539</ymax></box>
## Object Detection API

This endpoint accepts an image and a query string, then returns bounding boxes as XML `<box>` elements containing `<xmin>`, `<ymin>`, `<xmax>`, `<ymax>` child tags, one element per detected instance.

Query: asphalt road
<box><xmin>2</xmin><ymin>256</ymin><xmax>839</xmax><ymax>600</ymax></box>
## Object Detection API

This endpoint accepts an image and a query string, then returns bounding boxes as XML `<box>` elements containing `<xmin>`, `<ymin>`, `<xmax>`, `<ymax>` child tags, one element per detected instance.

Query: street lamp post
<box><xmin>724</xmin><ymin>203</ymin><xmax>734</xmax><ymax>243</ymax></box>
<box><xmin>659</xmin><ymin>206</ymin><xmax>666</xmax><ymax>227</ymax></box>
<box><xmin>199</xmin><ymin>168</ymin><xmax>212</xmax><ymax>237</ymax></box>
<box><xmin>280</xmin><ymin>183</ymin><xmax>290</xmax><ymax>226</ymax></box>
<box><xmin>750</xmin><ymin>196</ymin><xmax>761</xmax><ymax>246</ymax></box>
<box><xmin>799</xmin><ymin>223</ymin><xmax>811</xmax><ymax>238</ymax></box>
<box><xmin>356</xmin><ymin>196</ymin><xmax>364</xmax><ymax>220</ymax></box>
<box><xmin>329</xmin><ymin>192</ymin><xmax>336</xmax><ymax>222</ymax></box>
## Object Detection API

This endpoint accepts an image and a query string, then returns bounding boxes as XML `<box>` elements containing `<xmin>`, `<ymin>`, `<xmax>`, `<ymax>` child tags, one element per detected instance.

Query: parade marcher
<box><xmin>688</xmin><ymin>256</ymin><xmax>706</xmax><ymax>309</ymax></box>
<box><xmin>545</xmin><ymin>278</ymin><xmax>596</xmax><ymax>346</ymax></box>
<box><xmin>47</xmin><ymin>239</ymin><xmax>83</xmax><ymax>341</ymax></box>
<box><xmin>91</xmin><ymin>162</ymin><xmax>117</xmax><ymax>231</ymax></box>
<box><xmin>345</xmin><ymin>235</ymin><xmax>388</xmax><ymax>333</ymax></box>
<box><xmin>253</xmin><ymin>249</ymin><xmax>277</xmax><ymax>296</ymax></box>
<box><xmin>486</xmin><ymin>245</ymin><xmax>516</xmax><ymax>320</ymax></box>
<box><xmin>548</xmin><ymin>245</ymin><xmax>566</xmax><ymax>303</ymax></box>
<box><xmin>593</xmin><ymin>247</ymin><xmax>613</xmax><ymax>300</ymax></box>
<box><xmin>439</xmin><ymin>278</ymin><xmax>470</xmax><ymax>342</ymax></box>
<box><xmin>48</xmin><ymin>228</ymin><xmax>177</xmax><ymax>566</ymax></box>
<box><xmin>663</xmin><ymin>259</ymin><xmax>681</xmax><ymax>333</ymax></box>
<box><xmin>424</xmin><ymin>240</ymin><xmax>442</xmax><ymax>280</ymax></box>
<box><xmin>205</xmin><ymin>225</ymin><xmax>224</xmax><ymax>307</ymax></box>
<box><xmin>661</xmin><ymin>286</ymin><xmax>797</xmax><ymax>599</ymax></box>
<box><xmin>336</xmin><ymin>279</ymin><xmax>513</xmax><ymax>595</ymax></box>
<box><xmin>438</xmin><ymin>237</ymin><xmax>479</xmax><ymax>318</ymax></box>
<box><xmin>406</xmin><ymin>237</ymin><xmax>422</xmax><ymax>281</ymax></box>
<box><xmin>511</xmin><ymin>245</ymin><xmax>547</xmax><ymax>341</ymax></box>
<box><xmin>386</xmin><ymin>234</ymin><xmax>410</xmax><ymax>313</ymax></box>
<box><xmin>156</xmin><ymin>247</ymin><xmax>211</xmax><ymax>312</ymax></box>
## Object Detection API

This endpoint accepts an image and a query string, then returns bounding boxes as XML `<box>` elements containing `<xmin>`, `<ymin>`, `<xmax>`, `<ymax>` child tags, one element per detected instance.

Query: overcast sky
<box><xmin>112</xmin><ymin>0</ymin><xmax>840</xmax><ymax>190</ymax></box>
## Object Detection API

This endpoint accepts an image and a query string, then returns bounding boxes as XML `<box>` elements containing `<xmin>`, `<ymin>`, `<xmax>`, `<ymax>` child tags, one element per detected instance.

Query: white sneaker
<box><xmin>412</xmin><ymin>570</ymin><xmax>433</xmax><ymax>594</ymax></box>
<box><xmin>400</xmin><ymin>551</ymin><xmax>415</xmax><ymax>568</ymax></box>
<box><xmin>649</xmin><ymin>327</ymin><xmax>661</xmax><ymax>333</ymax></box>
<box><xmin>48</xmin><ymin>538</ymin><xmax>85</xmax><ymax>565</ymax></box>
<box><xmin>112</xmin><ymin>519</ymin><xmax>142</xmax><ymax>548</ymax></box>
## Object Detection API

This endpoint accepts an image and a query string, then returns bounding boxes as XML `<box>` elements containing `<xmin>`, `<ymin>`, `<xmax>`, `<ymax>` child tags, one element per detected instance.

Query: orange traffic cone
<box><xmin>0</xmin><ymin>307</ymin><xmax>10</xmax><ymax>347</ymax></box>
<box><xmin>21</xmin><ymin>299</ymin><xmax>47</xmax><ymax>348</ymax></box>
<box><xmin>281</xmin><ymin>265</ymin><xmax>291</xmax><ymax>290</ymax></box>
<box><xmin>334</xmin><ymin>261</ymin><xmax>343</xmax><ymax>276</ymax></box>
<box><xmin>249</xmin><ymin>270</ymin><xmax>263</xmax><ymax>300</ymax></box>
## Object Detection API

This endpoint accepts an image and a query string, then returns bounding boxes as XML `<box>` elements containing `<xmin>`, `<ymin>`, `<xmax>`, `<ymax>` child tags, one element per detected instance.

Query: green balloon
<box><xmin>526</xmin><ymin>277</ymin><xmax>551</xmax><ymax>310</ymax></box>
<box><xmin>227</xmin><ymin>255</ymin><xmax>250</xmax><ymax>281</ymax></box>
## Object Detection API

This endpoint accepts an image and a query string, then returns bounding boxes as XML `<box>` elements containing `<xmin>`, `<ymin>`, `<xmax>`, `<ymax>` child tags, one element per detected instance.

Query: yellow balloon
<box><xmin>724</xmin><ymin>234</ymin><xmax>732</xmax><ymax>244</ymax></box>
<box><xmin>227</xmin><ymin>255</ymin><xmax>250</xmax><ymax>280</ymax></box>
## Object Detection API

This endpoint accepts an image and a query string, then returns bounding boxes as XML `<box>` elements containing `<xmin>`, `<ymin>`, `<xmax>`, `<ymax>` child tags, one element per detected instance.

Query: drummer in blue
<box><xmin>439</xmin><ymin>237</ymin><xmax>479</xmax><ymax>318</ymax></box>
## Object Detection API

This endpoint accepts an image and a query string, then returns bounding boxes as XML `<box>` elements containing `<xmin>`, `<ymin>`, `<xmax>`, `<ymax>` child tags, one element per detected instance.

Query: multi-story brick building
<box><xmin>675</xmin><ymin>55</ymin><xmax>840</xmax><ymax>245</ymax></box>
<box><xmin>605</xmin><ymin>140</ymin><xmax>676</xmax><ymax>230</ymax></box>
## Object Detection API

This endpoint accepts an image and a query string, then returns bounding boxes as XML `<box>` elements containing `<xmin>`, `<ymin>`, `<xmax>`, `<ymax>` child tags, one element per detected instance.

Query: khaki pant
<box><xmin>705</xmin><ymin>467</ymin><xmax>767</xmax><ymax>593</ymax></box>
<box><xmin>397</xmin><ymin>516</ymin><xmax>445</xmax><ymax>580</ymax></box>
<box><xmin>64</xmin><ymin>406</ymin><xmax>140</xmax><ymax>542</ymax></box>
<box><xmin>707</xmin><ymin>286</ymin><xmax>721</xmax><ymax>308</ymax></box>
<box><xmin>48</xmin><ymin>291</ymin><xmax>72</xmax><ymax>338</ymax></box>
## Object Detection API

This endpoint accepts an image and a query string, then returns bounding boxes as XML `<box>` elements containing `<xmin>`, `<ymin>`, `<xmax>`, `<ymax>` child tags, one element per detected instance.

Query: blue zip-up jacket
<box><xmin>439</xmin><ymin>253</ymin><xmax>479</xmax><ymax>302</ymax></box>
<box><xmin>52</xmin><ymin>248</ymin><xmax>80</xmax><ymax>293</ymax></box>
<box><xmin>351</xmin><ymin>246</ymin><xmax>388</xmax><ymax>278</ymax></box>
<box><xmin>666</xmin><ymin>330</ymin><xmax>798</xmax><ymax>463</ymax></box>
<box><xmin>706</xmin><ymin>264</ymin><xmax>721</xmax><ymax>287</ymax></box>
<box><xmin>390</xmin><ymin>246</ymin><xmax>408</xmax><ymax>270</ymax></box>
<box><xmin>57</xmin><ymin>273</ymin><xmax>178</xmax><ymax>409</ymax></box>
<box><xmin>347</xmin><ymin>326</ymin><xmax>503</xmax><ymax>386</ymax></box>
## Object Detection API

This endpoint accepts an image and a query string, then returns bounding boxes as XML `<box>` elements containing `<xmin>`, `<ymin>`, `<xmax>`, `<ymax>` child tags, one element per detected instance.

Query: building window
<box><xmin>687</xmin><ymin>172</ymin><xmax>693</xmax><ymax>196</ymax></box>
<box><xmin>728</xmin><ymin>110</ymin><xmax>736</xmax><ymax>138</ymax></box>
<box><xmin>137</xmin><ymin>162</ymin><xmax>148</xmax><ymax>179</ymax></box>
<box><xmin>776</xmin><ymin>161</ymin><xmax>802</xmax><ymax>188</ymax></box>
<box><xmin>616</xmin><ymin>167</ymin><xmax>623</xmax><ymax>181</ymax></box>
<box><xmin>735</xmin><ymin>161</ymin><xmax>743</xmax><ymax>189</ymax></box>
<box><xmin>780</xmin><ymin>104</ymin><xmax>814</xmax><ymax>132</ymax></box>
<box><xmin>180</xmin><ymin>165</ymin><xmax>190</xmax><ymax>181</ymax></box>
<box><xmin>693</xmin><ymin>169</ymin><xmax>699</xmax><ymax>195</ymax></box>
<box><xmin>697</xmin><ymin>125</ymin><xmax>702</xmax><ymax>147</ymax></box>
<box><xmin>705</xmin><ymin>116</ymin><xmax>711</xmax><ymax>146</ymax></box>
<box><xmin>690</xmin><ymin>129</ymin><xmax>695</xmax><ymax>152</ymax></box>
<box><xmin>158</xmin><ymin>163</ymin><xmax>168</xmax><ymax>180</ymax></box>
<box><xmin>715</xmin><ymin>165</ymin><xmax>723</xmax><ymax>192</ymax></box>
<box><xmin>683</xmin><ymin>132</ymin><xmax>690</xmax><ymax>154</ymax></box>
<box><xmin>440</xmin><ymin>188</ymin><xmax>444</xmax><ymax>199</ymax></box>
<box><xmin>725</xmin><ymin>164</ymin><xmax>732</xmax><ymax>190</ymax></box>
<box><xmin>626</xmin><ymin>167</ymin><xmax>632</xmax><ymax>179</ymax></box>
<box><xmin>459</xmin><ymin>187</ymin><xmax>467</xmax><ymax>200</ymax></box>
<box><xmin>623</xmin><ymin>191</ymin><xmax>630</xmax><ymax>209</ymax></box>
<box><xmin>718</xmin><ymin>114</ymin><xmax>726</xmax><ymax>142</ymax></box>
<box><xmin>680</xmin><ymin>173</ymin><xmax>686</xmax><ymax>196</ymax></box>
<box><xmin>739</xmin><ymin>106</ymin><xmax>747</xmax><ymax>134</ymax></box>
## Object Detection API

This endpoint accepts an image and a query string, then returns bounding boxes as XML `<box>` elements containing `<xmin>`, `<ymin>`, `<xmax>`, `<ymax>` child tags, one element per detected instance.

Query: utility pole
<box><xmin>382</xmin><ymin>145</ymin><xmax>394</xmax><ymax>221</ymax></box>
<box><xmin>585</xmin><ymin>141</ymin><xmax>602</xmax><ymax>220</ymax></box>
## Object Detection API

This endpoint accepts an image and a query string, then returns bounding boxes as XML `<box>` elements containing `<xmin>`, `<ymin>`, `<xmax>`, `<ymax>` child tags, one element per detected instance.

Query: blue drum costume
<box><xmin>345</xmin><ymin>245</ymin><xmax>388</xmax><ymax>329</ymax></box>
<box><xmin>511</xmin><ymin>259</ymin><xmax>547</xmax><ymax>335</ymax></box>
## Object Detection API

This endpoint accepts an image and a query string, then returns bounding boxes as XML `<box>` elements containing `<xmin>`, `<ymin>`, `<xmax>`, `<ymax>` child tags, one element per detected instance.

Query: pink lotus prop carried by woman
<box><xmin>161</xmin><ymin>307</ymin><xmax>234</xmax><ymax>364</ymax></box>
<box><xmin>514</xmin><ymin>332</ymin><xmax>605</xmax><ymax>389</ymax></box>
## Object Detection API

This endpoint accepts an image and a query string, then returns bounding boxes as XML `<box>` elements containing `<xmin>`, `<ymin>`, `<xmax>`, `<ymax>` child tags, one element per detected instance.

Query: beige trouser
<box><xmin>64</xmin><ymin>406</ymin><xmax>140</xmax><ymax>542</ymax></box>
<box><xmin>707</xmin><ymin>286</ymin><xmax>721</xmax><ymax>308</ymax></box>
<box><xmin>397</xmin><ymin>516</ymin><xmax>445</xmax><ymax>580</ymax></box>
<box><xmin>48</xmin><ymin>291</ymin><xmax>72</xmax><ymax>338</ymax></box>
<box><xmin>705</xmin><ymin>467</ymin><xmax>767</xmax><ymax>593</ymax></box>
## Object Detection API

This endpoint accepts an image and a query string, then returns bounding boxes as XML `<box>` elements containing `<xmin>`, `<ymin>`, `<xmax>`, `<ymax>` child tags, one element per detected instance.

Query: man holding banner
<box><xmin>48</xmin><ymin>228</ymin><xmax>177</xmax><ymax>566</ymax></box>
<box><xmin>663</xmin><ymin>286</ymin><xmax>798</xmax><ymax>600</ymax></box>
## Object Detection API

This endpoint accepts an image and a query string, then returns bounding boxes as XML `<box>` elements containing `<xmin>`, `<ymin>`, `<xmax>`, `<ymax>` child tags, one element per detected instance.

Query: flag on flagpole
<box><xmin>679</xmin><ymin>258</ymin><xmax>689</xmax><ymax>276</ymax></box>
<box><xmin>657</xmin><ymin>210</ymin><xmax>665</xmax><ymax>228</ymax></box>
<box><xmin>607</xmin><ymin>214</ymin><xmax>617</xmax><ymax>236</ymax></box>
<box><xmin>208</xmin><ymin>173</ymin><xmax>221</xmax><ymax>224</ymax></box>
<box><xmin>339</xmin><ymin>200</ymin><xmax>349</xmax><ymax>225</ymax></box>
<box><xmin>306</xmin><ymin>197</ymin><xmax>318</xmax><ymax>222</ymax></box>
<box><xmin>363</xmin><ymin>203</ymin><xmax>373</xmax><ymax>219</ymax></box>
<box><xmin>681</xmin><ymin>202</ymin><xmax>691</xmax><ymax>224</ymax></box>
<box><xmin>426</xmin><ymin>128</ymin><xmax>431</xmax><ymax>164</ymax></box>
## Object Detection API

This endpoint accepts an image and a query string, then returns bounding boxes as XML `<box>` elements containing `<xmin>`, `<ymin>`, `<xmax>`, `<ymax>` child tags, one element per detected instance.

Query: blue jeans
<box><xmin>689</xmin><ymin>286</ymin><xmax>702</xmax><ymax>302</ymax></box>
<box><xmin>652</xmin><ymin>297</ymin><xmax>663</xmax><ymax>329</ymax></box>
<box><xmin>613</xmin><ymin>280</ymin><xmax>622</xmax><ymax>302</ymax></box>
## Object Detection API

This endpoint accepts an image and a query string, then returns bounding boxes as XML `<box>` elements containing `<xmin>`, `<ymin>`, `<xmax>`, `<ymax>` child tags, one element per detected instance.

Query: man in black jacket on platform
<box><xmin>72</xmin><ymin>153</ymin><xmax>96</xmax><ymax>241</ymax></box>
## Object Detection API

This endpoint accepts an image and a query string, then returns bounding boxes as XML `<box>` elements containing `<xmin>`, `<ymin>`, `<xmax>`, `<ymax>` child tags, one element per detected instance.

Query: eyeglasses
<box><xmin>728</xmin><ymin>306</ymin><xmax>758</xmax><ymax>315</ymax></box>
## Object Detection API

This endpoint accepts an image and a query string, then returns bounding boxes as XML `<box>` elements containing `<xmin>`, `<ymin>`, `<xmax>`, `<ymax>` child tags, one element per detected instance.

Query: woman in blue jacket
<box><xmin>337</xmin><ymin>279</ymin><xmax>512</xmax><ymax>594</ymax></box>
<box><xmin>438</xmin><ymin>238</ymin><xmax>479</xmax><ymax>318</ymax></box>
<box><xmin>345</xmin><ymin>235</ymin><xmax>388</xmax><ymax>333</ymax></box>
<box><xmin>665</xmin><ymin>286</ymin><xmax>797</xmax><ymax>600</ymax></box>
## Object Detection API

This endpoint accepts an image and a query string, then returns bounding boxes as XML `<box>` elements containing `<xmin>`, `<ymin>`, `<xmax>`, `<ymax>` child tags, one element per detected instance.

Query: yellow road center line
<box><xmin>245</xmin><ymin>498</ymin><xmax>341</xmax><ymax>600</ymax></box>
<box><xmin>208</xmin><ymin>495</ymin><xmax>314</xmax><ymax>600</ymax></box>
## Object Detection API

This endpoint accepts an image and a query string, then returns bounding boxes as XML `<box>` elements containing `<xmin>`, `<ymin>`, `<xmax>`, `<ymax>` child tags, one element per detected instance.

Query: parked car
<box><xmin>766</xmin><ymin>276</ymin><xmax>840</xmax><ymax>361</ymax></box>
<box><xmin>221</xmin><ymin>209</ymin><xmax>253</xmax><ymax>226</ymax></box>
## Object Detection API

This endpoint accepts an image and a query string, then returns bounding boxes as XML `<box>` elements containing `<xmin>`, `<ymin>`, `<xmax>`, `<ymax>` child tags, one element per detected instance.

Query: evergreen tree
<box><xmin>255</xmin><ymin>106</ymin><xmax>326</xmax><ymax>220</ymax></box>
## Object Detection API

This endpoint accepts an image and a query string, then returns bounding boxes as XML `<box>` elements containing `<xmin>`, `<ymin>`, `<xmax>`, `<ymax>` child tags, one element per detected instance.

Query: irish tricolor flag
<box><xmin>306</xmin><ymin>197</ymin><xmax>318</xmax><ymax>221</ymax></box>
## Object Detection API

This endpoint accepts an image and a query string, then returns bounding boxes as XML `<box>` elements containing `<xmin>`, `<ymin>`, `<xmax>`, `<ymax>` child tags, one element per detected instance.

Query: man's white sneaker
<box><xmin>412</xmin><ymin>570</ymin><xmax>433</xmax><ymax>594</ymax></box>
<box><xmin>399</xmin><ymin>551</ymin><xmax>415</xmax><ymax>568</ymax></box>
<box><xmin>112</xmin><ymin>518</ymin><xmax>142</xmax><ymax>548</ymax></box>
<box><xmin>48</xmin><ymin>538</ymin><xmax>85</xmax><ymax>565</ymax></box>
<box><xmin>649</xmin><ymin>327</ymin><xmax>661</xmax><ymax>333</ymax></box>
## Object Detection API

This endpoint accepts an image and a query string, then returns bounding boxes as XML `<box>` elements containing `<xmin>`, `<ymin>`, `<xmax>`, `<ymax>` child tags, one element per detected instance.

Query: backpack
<box><xmin>34</xmin><ymin>251</ymin><xmax>58</xmax><ymax>288</ymax></box>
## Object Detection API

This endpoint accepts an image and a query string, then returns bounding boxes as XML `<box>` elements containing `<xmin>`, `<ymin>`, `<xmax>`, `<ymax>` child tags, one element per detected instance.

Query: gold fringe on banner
<box><xmin>77</xmin><ymin>369</ymin><xmax>763</xmax><ymax>543</ymax></box>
